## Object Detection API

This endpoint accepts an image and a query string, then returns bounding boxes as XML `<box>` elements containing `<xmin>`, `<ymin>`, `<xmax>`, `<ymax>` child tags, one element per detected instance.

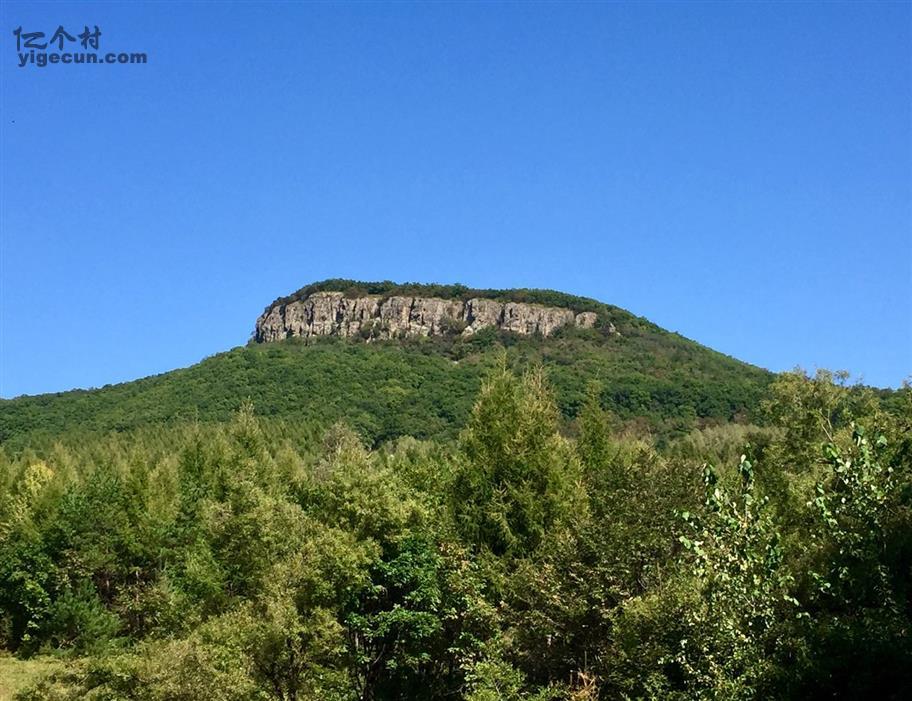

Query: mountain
<box><xmin>0</xmin><ymin>280</ymin><xmax>773</xmax><ymax>450</ymax></box>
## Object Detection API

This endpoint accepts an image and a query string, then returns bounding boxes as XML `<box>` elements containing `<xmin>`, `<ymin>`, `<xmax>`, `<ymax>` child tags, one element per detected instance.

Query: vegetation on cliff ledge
<box><xmin>261</xmin><ymin>279</ymin><xmax>650</xmax><ymax>334</ymax></box>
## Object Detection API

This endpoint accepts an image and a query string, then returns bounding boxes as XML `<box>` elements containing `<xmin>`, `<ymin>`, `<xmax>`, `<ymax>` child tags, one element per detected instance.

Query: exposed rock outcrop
<box><xmin>254</xmin><ymin>292</ymin><xmax>604</xmax><ymax>343</ymax></box>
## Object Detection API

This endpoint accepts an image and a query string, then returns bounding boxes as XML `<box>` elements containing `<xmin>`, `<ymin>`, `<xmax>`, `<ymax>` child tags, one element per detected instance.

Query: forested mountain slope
<box><xmin>1</xmin><ymin>282</ymin><xmax>773</xmax><ymax>450</ymax></box>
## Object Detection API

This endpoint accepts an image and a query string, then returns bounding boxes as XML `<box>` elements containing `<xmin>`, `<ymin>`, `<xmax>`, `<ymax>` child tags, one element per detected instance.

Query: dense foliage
<box><xmin>1</xmin><ymin>326</ymin><xmax>773</xmax><ymax>452</ymax></box>
<box><xmin>0</xmin><ymin>365</ymin><xmax>909</xmax><ymax>699</ymax></box>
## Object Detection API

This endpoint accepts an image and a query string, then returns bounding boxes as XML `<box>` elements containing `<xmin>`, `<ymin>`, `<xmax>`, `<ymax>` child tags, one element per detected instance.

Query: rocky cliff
<box><xmin>254</xmin><ymin>291</ymin><xmax>603</xmax><ymax>343</ymax></box>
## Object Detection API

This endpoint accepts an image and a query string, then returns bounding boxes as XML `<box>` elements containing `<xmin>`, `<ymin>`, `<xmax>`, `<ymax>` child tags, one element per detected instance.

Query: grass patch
<box><xmin>0</xmin><ymin>653</ymin><xmax>66</xmax><ymax>701</ymax></box>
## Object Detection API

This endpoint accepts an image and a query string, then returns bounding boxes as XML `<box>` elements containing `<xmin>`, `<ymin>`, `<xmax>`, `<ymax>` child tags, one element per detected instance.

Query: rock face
<box><xmin>254</xmin><ymin>292</ymin><xmax>602</xmax><ymax>343</ymax></box>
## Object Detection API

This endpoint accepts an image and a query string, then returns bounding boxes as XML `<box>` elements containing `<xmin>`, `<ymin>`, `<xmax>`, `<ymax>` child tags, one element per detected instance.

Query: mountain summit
<box><xmin>255</xmin><ymin>289</ymin><xmax>606</xmax><ymax>343</ymax></box>
<box><xmin>254</xmin><ymin>279</ymin><xmax>624</xmax><ymax>342</ymax></box>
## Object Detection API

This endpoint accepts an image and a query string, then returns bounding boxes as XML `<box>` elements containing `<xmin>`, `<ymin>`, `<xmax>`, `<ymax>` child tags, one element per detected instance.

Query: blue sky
<box><xmin>1</xmin><ymin>1</ymin><xmax>909</xmax><ymax>397</ymax></box>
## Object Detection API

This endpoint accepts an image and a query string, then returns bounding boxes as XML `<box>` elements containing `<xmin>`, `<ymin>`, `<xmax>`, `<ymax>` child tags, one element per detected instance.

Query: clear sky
<box><xmin>1</xmin><ymin>1</ymin><xmax>909</xmax><ymax>398</ymax></box>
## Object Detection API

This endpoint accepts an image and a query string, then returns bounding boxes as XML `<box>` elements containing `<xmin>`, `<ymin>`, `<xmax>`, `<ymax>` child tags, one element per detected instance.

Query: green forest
<box><xmin>1</xmin><ymin>355</ymin><xmax>910</xmax><ymax>699</ymax></box>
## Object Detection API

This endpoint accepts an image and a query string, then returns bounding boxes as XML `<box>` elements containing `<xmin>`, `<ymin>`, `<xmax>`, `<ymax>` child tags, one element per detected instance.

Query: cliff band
<box><xmin>255</xmin><ymin>291</ymin><xmax>602</xmax><ymax>342</ymax></box>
